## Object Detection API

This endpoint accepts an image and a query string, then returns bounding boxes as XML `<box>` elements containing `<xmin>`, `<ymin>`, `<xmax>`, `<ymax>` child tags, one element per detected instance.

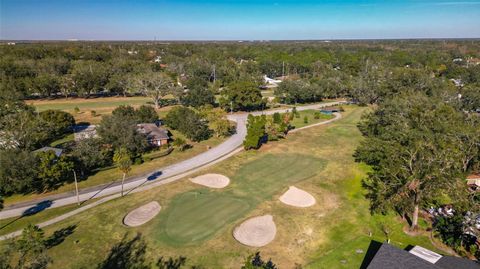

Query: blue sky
<box><xmin>1</xmin><ymin>0</ymin><xmax>479</xmax><ymax>40</ymax></box>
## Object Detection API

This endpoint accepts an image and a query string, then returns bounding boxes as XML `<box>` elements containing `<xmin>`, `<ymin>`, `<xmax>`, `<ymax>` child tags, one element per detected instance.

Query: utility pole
<box><xmin>282</xmin><ymin>61</ymin><xmax>285</xmax><ymax>78</ymax></box>
<box><xmin>230</xmin><ymin>101</ymin><xmax>233</xmax><ymax>115</ymax></box>
<box><xmin>73</xmin><ymin>170</ymin><xmax>80</xmax><ymax>205</ymax></box>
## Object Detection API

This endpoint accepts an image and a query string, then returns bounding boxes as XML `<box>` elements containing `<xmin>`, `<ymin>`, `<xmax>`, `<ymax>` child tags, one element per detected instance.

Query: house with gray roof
<box><xmin>363</xmin><ymin>241</ymin><xmax>479</xmax><ymax>269</ymax></box>
<box><xmin>136</xmin><ymin>123</ymin><xmax>169</xmax><ymax>147</ymax></box>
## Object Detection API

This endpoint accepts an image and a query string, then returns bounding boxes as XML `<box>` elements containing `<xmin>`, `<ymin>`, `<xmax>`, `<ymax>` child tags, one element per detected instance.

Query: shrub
<box><xmin>314</xmin><ymin>112</ymin><xmax>321</xmax><ymax>119</ymax></box>
<box><xmin>303</xmin><ymin>116</ymin><xmax>308</xmax><ymax>124</ymax></box>
<box><xmin>164</xmin><ymin>107</ymin><xmax>211</xmax><ymax>142</ymax></box>
<box><xmin>91</xmin><ymin>110</ymin><xmax>97</xmax><ymax>117</ymax></box>
<box><xmin>244</xmin><ymin>115</ymin><xmax>266</xmax><ymax>150</ymax></box>
<box><xmin>135</xmin><ymin>105</ymin><xmax>158</xmax><ymax>123</ymax></box>
<box><xmin>39</xmin><ymin>109</ymin><xmax>75</xmax><ymax>139</ymax></box>
<box><xmin>74</xmin><ymin>106</ymin><xmax>80</xmax><ymax>113</ymax></box>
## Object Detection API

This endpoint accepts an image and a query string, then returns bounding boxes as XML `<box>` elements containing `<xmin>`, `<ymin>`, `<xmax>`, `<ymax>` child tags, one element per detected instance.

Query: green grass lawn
<box><xmin>1</xmin><ymin>106</ymin><xmax>450</xmax><ymax>268</ymax></box>
<box><xmin>28</xmin><ymin>96</ymin><xmax>173</xmax><ymax>124</ymax></box>
<box><xmin>29</xmin><ymin>96</ymin><xmax>152</xmax><ymax>112</ymax></box>
<box><xmin>153</xmin><ymin>154</ymin><xmax>326</xmax><ymax>246</ymax></box>
<box><xmin>290</xmin><ymin>110</ymin><xmax>334</xmax><ymax>129</ymax></box>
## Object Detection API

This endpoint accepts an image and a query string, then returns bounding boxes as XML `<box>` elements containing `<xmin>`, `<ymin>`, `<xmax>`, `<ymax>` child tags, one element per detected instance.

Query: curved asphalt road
<box><xmin>0</xmin><ymin>101</ymin><xmax>344</xmax><ymax>220</ymax></box>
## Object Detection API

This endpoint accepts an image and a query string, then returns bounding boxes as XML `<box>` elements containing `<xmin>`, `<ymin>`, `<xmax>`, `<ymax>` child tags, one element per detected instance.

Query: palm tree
<box><xmin>113</xmin><ymin>147</ymin><xmax>132</xmax><ymax>197</ymax></box>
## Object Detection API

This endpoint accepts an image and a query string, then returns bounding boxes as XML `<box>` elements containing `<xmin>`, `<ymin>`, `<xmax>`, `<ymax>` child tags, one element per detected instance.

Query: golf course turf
<box><xmin>1</xmin><ymin>106</ymin><xmax>446</xmax><ymax>268</ymax></box>
<box><xmin>154</xmin><ymin>154</ymin><xmax>326</xmax><ymax>246</ymax></box>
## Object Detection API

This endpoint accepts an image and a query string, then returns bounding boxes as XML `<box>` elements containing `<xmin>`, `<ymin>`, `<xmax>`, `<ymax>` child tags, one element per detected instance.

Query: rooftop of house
<box><xmin>137</xmin><ymin>123</ymin><xmax>169</xmax><ymax>140</ymax></box>
<box><xmin>364</xmin><ymin>241</ymin><xmax>479</xmax><ymax>269</ymax></box>
<box><xmin>467</xmin><ymin>174</ymin><xmax>480</xmax><ymax>180</ymax></box>
<box><xmin>33</xmin><ymin>146</ymin><xmax>63</xmax><ymax>157</ymax></box>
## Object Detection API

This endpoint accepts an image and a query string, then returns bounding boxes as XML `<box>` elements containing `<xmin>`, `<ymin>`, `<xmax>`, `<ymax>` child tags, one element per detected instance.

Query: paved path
<box><xmin>0</xmin><ymin>101</ymin><xmax>344</xmax><ymax>220</ymax></box>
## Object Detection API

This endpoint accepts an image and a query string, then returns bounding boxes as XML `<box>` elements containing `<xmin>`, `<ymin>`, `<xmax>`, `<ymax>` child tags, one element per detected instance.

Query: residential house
<box><xmin>137</xmin><ymin>123</ymin><xmax>169</xmax><ymax>147</ymax></box>
<box><xmin>74</xmin><ymin>125</ymin><xmax>98</xmax><ymax>141</ymax></box>
<box><xmin>363</xmin><ymin>241</ymin><xmax>479</xmax><ymax>269</ymax></box>
<box><xmin>467</xmin><ymin>173</ymin><xmax>480</xmax><ymax>191</ymax></box>
<box><xmin>33</xmin><ymin>147</ymin><xmax>64</xmax><ymax>157</ymax></box>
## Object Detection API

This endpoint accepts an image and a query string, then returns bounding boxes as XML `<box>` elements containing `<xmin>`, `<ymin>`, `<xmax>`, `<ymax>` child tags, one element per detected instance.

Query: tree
<box><xmin>0</xmin><ymin>107</ymin><xmax>51</xmax><ymax>150</ymax></box>
<box><xmin>39</xmin><ymin>109</ymin><xmax>75</xmax><ymax>139</ymax></box>
<box><xmin>274</xmin><ymin>79</ymin><xmax>315</xmax><ymax>104</ymax></box>
<box><xmin>180</xmin><ymin>77</ymin><xmax>215</xmax><ymax>108</ymax></box>
<box><xmin>355</xmin><ymin>92</ymin><xmax>477</xmax><ymax>230</ymax></box>
<box><xmin>164</xmin><ymin>107</ymin><xmax>211</xmax><ymax>142</ymax></box>
<box><xmin>136</xmin><ymin>72</ymin><xmax>180</xmax><ymax>109</ymax></box>
<box><xmin>112</xmin><ymin>105</ymin><xmax>136</xmax><ymax>118</ymax></box>
<box><xmin>434</xmin><ymin>213</ymin><xmax>477</xmax><ymax>253</ymax></box>
<box><xmin>37</xmin><ymin>151</ymin><xmax>74</xmax><ymax>191</ymax></box>
<box><xmin>199</xmin><ymin>106</ymin><xmax>232</xmax><ymax>137</ymax></box>
<box><xmin>220</xmin><ymin>81</ymin><xmax>265</xmax><ymax>111</ymax></box>
<box><xmin>113</xmin><ymin>147</ymin><xmax>132</xmax><ymax>197</ymax></box>
<box><xmin>243</xmin><ymin>115</ymin><xmax>266</xmax><ymax>150</ymax></box>
<box><xmin>72</xmin><ymin>138</ymin><xmax>112</xmax><ymax>177</ymax></box>
<box><xmin>97</xmin><ymin>113</ymin><xmax>148</xmax><ymax>155</ymax></box>
<box><xmin>241</xmin><ymin>252</ymin><xmax>277</xmax><ymax>269</ymax></box>
<box><xmin>1</xmin><ymin>224</ymin><xmax>51</xmax><ymax>269</ymax></box>
<box><xmin>0</xmin><ymin>149</ymin><xmax>39</xmax><ymax>194</ymax></box>
<box><xmin>135</xmin><ymin>105</ymin><xmax>158</xmax><ymax>123</ymax></box>
<box><xmin>71</xmin><ymin>60</ymin><xmax>109</xmax><ymax>97</ymax></box>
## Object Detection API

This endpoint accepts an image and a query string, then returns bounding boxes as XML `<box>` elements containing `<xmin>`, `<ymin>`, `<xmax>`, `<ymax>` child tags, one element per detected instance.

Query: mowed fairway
<box><xmin>1</xmin><ymin>106</ymin><xmax>442</xmax><ymax>268</ymax></box>
<box><xmin>154</xmin><ymin>154</ymin><xmax>326</xmax><ymax>245</ymax></box>
<box><xmin>27</xmin><ymin>96</ymin><xmax>173</xmax><ymax>124</ymax></box>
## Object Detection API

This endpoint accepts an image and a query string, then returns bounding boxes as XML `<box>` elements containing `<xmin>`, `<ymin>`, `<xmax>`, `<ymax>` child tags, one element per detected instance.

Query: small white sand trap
<box><xmin>279</xmin><ymin>186</ymin><xmax>316</xmax><ymax>207</ymax></box>
<box><xmin>190</xmin><ymin>173</ymin><xmax>230</xmax><ymax>188</ymax></box>
<box><xmin>233</xmin><ymin>215</ymin><xmax>276</xmax><ymax>247</ymax></box>
<box><xmin>123</xmin><ymin>201</ymin><xmax>161</xmax><ymax>227</ymax></box>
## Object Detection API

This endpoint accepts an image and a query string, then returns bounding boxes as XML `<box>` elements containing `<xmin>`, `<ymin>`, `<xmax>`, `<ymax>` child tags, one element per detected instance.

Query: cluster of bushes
<box><xmin>164</xmin><ymin>106</ymin><xmax>211</xmax><ymax>142</ymax></box>
<box><xmin>0</xmin><ymin>107</ymin><xmax>75</xmax><ymax>150</ymax></box>
<box><xmin>243</xmin><ymin>112</ymin><xmax>290</xmax><ymax>150</ymax></box>
<box><xmin>0</xmin><ymin>148</ymin><xmax>75</xmax><ymax>194</ymax></box>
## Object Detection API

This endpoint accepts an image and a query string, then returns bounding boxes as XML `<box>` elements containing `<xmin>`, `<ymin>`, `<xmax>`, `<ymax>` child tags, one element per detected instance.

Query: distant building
<box><xmin>467</xmin><ymin>57</ymin><xmax>480</xmax><ymax>67</ymax></box>
<box><xmin>263</xmin><ymin>75</ymin><xmax>282</xmax><ymax>88</ymax></box>
<box><xmin>154</xmin><ymin>56</ymin><xmax>162</xmax><ymax>63</ymax></box>
<box><xmin>467</xmin><ymin>173</ymin><xmax>480</xmax><ymax>191</ymax></box>
<box><xmin>364</xmin><ymin>241</ymin><xmax>479</xmax><ymax>269</ymax></box>
<box><xmin>127</xmin><ymin>50</ymin><xmax>138</xmax><ymax>55</ymax></box>
<box><xmin>450</xmin><ymin>78</ymin><xmax>464</xmax><ymax>87</ymax></box>
<box><xmin>74</xmin><ymin>125</ymin><xmax>98</xmax><ymax>141</ymax></box>
<box><xmin>33</xmin><ymin>147</ymin><xmax>63</xmax><ymax>157</ymax></box>
<box><xmin>137</xmin><ymin>124</ymin><xmax>169</xmax><ymax>147</ymax></box>
<box><xmin>452</xmin><ymin>58</ymin><xmax>463</xmax><ymax>63</ymax></box>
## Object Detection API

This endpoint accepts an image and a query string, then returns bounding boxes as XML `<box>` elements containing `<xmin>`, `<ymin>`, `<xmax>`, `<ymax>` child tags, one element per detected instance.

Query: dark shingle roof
<box><xmin>137</xmin><ymin>124</ymin><xmax>169</xmax><ymax>140</ymax></box>
<box><xmin>365</xmin><ymin>242</ymin><xmax>480</xmax><ymax>269</ymax></box>
<box><xmin>436</xmin><ymin>256</ymin><xmax>480</xmax><ymax>269</ymax></box>
<box><xmin>367</xmin><ymin>243</ymin><xmax>438</xmax><ymax>269</ymax></box>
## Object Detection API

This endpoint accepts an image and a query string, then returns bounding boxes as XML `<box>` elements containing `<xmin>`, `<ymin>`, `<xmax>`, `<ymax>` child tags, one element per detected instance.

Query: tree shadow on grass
<box><xmin>45</xmin><ymin>224</ymin><xmax>77</xmax><ymax>249</ymax></box>
<box><xmin>97</xmin><ymin>232</ymin><xmax>149</xmax><ymax>269</ymax></box>
<box><xmin>97</xmin><ymin>232</ymin><xmax>200</xmax><ymax>269</ymax></box>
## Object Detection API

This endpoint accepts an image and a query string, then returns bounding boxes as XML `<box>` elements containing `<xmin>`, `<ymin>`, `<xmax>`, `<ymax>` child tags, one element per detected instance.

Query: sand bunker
<box><xmin>190</xmin><ymin>173</ymin><xmax>230</xmax><ymax>188</ymax></box>
<box><xmin>123</xmin><ymin>201</ymin><xmax>161</xmax><ymax>227</ymax></box>
<box><xmin>279</xmin><ymin>186</ymin><xmax>316</xmax><ymax>207</ymax></box>
<box><xmin>233</xmin><ymin>215</ymin><xmax>276</xmax><ymax>247</ymax></box>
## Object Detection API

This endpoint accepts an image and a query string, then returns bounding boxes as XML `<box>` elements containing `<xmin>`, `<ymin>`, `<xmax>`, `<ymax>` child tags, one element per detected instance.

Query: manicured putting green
<box><xmin>163</xmin><ymin>192</ymin><xmax>251</xmax><ymax>245</ymax></box>
<box><xmin>154</xmin><ymin>154</ymin><xmax>327</xmax><ymax>246</ymax></box>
